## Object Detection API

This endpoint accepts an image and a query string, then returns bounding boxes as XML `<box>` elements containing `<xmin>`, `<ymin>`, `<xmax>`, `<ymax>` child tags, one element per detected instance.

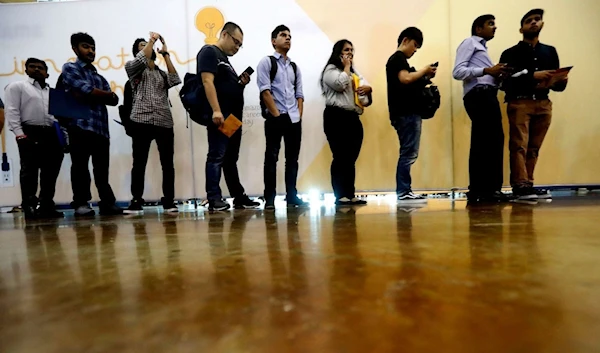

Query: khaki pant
<box><xmin>507</xmin><ymin>99</ymin><xmax>553</xmax><ymax>189</ymax></box>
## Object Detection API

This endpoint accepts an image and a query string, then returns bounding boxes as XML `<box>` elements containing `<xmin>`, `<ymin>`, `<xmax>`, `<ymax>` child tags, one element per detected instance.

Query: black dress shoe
<box><xmin>23</xmin><ymin>206</ymin><xmax>38</xmax><ymax>220</ymax></box>
<box><xmin>38</xmin><ymin>208</ymin><xmax>65</xmax><ymax>218</ymax></box>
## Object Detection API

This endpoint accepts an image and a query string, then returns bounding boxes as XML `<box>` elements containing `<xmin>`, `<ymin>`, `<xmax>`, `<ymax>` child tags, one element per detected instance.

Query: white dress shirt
<box><xmin>4</xmin><ymin>77</ymin><xmax>56</xmax><ymax>136</ymax></box>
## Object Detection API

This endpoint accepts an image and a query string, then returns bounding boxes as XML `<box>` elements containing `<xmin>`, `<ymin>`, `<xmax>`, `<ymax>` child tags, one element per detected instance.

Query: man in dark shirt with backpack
<box><xmin>197</xmin><ymin>22</ymin><xmax>259</xmax><ymax>211</ymax></box>
<box><xmin>257</xmin><ymin>24</ymin><xmax>307</xmax><ymax>210</ymax></box>
<box><xmin>386</xmin><ymin>27</ymin><xmax>437</xmax><ymax>204</ymax></box>
<box><xmin>123</xmin><ymin>32</ymin><xmax>181</xmax><ymax>214</ymax></box>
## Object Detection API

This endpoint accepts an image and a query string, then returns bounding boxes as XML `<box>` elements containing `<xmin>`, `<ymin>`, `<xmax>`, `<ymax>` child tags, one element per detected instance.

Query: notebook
<box><xmin>49</xmin><ymin>89</ymin><xmax>90</xmax><ymax>120</ymax></box>
<box><xmin>218</xmin><ymin>114</ymin><xmax>243</xmax><ymax>137</ymax></box>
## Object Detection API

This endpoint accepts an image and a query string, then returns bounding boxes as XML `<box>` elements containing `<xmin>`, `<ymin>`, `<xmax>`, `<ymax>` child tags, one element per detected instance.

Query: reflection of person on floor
<box><xmin>328</xmin><ymin>206</ymin><xmax>367</xmax><ymax>351</ymax></box>
<box><xmin>499</xmin><ymin>9</ymin><xmax>568</xmax><ymax>201</ymax></box>
<box><xmin>264</xmin><ymin>209</ymin><xmax>308</xmax><ymax>329</ymax></box>
<box><xmin>197</xmin><ymin>214</ymin><xmax>252</xmax><ymax>334</ymax></box>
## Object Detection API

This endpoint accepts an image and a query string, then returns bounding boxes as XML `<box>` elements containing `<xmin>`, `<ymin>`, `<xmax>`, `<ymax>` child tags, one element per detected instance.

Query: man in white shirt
<box><xmin>4</xmin><ymin>58</ymin><xmax>64</xmax><ymax>219</ymax></box>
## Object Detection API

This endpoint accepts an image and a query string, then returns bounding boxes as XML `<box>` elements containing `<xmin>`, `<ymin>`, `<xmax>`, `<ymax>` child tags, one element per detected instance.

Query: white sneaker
<box><xmin>397</xmin><ymin>192</ymin><xmax>428</xmax><ymax>203</ymax></box>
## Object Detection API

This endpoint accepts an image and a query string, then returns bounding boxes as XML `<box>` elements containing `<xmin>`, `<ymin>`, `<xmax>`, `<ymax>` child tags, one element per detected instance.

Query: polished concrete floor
<box><xmin>1</xmin><ymin>194</ymin><xmax>600</xmax><ymax>352</ymax></box>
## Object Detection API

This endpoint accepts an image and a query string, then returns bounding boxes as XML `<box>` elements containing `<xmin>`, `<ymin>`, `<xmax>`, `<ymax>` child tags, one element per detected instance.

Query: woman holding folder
<box><xmin>320</xmin><ymin>39</ymin><xmax>372</xmax><ymax>206</ymax></box>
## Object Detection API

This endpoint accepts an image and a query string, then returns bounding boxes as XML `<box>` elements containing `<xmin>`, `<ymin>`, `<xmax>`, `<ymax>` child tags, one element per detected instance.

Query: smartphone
<box><xmin>241</xmin><ymin>66</ymin><xmax>254</xmax><ymax>77</ymax></box>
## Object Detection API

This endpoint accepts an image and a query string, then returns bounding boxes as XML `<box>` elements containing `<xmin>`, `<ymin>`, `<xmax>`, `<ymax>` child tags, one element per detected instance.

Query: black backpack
<box><xmin>117</xmin><ymin>79</ymin><xmax>134</xmax><ymax>135</ymax></box>
<box><xmin>179</xmin><ymin>72</ymin><xmax>211</xmax><ymax>126</ymax></box>
<box><xmin>419</xmin><ymin>85</ymin><xmax>441</xmax><ymax>120</ymax></box>
<box><xmin>259</xmin><ymin>56</ymin><xmax>297</xmax><ymax>118</ymax></box>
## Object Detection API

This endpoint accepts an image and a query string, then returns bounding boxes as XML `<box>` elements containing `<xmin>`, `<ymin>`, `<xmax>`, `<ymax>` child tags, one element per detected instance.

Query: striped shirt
<box><xmin>124</xmin><ymin>52</ymin><xmax>181</xmax><ymax>128</ymax></box>
<box><xmin>61</xmin><ymin>59</ymin><xmax>111</xmax><ymax>138</ymax></box>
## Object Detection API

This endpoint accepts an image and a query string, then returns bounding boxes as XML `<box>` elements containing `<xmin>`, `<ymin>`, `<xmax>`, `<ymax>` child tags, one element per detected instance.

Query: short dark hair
<box><xmin>132</xmin><ymin>38</ymin><xmax>146</xmax><ymax>56</ymax></box>
<box><xmin>271</xmin><ymin>24</ymin><xmax>290</xmax><ymax>40</ymax></box>
<box><xmin>472</xmin><ymin>14</ymin><xmax>495</xmax><ymax>36</ymax></box>
<box><xmin>397</xmin><ymin>27</ymin><xmax>423</xmax><ymax>47</ymax></box>
<box><xmin>25</xmin><ymin>58</ymin><xmax>48</xmax><ymax>71</ymax></box>
<box><xmin>521</xmin><ymin>8</ymin><xmax>544</xmax><ymax>27</ymax></box>
<box><xmin>222</xmin><ymin>22</ymin><xmax>243</xmax><ymax>36</ymax></box>
<box><xmin>70</xmin><ymin>32</ymin><xmax>95</xmax><ymax>48</ymax></box>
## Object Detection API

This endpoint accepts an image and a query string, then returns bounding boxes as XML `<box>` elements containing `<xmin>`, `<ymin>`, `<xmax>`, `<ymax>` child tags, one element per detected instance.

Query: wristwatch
<box><xmin>160</xmin><ymin>51</ymin><xmax>170</xmax><ymax>56</ymax></box>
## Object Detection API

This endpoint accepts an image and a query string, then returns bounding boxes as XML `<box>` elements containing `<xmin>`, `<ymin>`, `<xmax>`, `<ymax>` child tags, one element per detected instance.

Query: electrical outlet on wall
<box><xmin>1</xmin><ymin>154</ymin><xmax>14</xmax><ymax>188</ymax></box>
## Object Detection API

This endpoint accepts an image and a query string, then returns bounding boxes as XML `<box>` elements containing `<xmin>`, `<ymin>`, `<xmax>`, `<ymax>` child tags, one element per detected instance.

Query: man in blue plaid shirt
<box><xmin>61</xmin><ymin>32</ymin><xmax>122</xmax><ymax>216</ymax></box>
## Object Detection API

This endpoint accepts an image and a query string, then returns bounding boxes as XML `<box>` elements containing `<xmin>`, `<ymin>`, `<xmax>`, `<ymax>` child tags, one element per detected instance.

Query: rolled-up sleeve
<box><xmin>323</xmin><ymin>65</ymin><xmax>351</xmax><ymax>92</ymax></box>
<box><xmin>167</xmin><ymin>72</ymin><xmax>181</xmax><ymax>88</ymax></box>
<box><xmin>294</xmin><ymin>64</ymin><xmax>304</xmax><ymax>100</ymax></box>
<box><xmin>257</xmin><ymin>57</ymin><xmax>271</xmax><ymax>94</ymax></box>
<box><xmin>453</xmin><ymin>38</ymin><xmax>485</xmax><ymax>80</ymax></box>
<box><xmin>61</xmin><ymin>63</ymin><xmax>94</xmax><ymax>94</ymax></box>
<box><xmin>125</xmin><ymin>51</ymin><xmax>149</xmax><ymax>80</ymax></box>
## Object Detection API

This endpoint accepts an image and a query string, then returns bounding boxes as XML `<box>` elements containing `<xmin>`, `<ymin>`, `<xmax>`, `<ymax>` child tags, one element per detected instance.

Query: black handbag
<box><xmin>420</xmin><ymin>84</ymin><xmax>441</xmax><ymax>119</ymax></box>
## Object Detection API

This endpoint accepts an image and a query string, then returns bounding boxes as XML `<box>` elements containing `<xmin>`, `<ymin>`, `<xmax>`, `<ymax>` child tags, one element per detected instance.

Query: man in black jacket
<box><xmin>499</xmin><ymin>9</ymin><xmax>568</xmax><ymax>200</ymax></box>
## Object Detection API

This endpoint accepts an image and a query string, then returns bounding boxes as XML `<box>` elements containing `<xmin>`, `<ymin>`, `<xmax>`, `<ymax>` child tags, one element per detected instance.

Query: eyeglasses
<box><xmin>226</xmin><ymin>32</ymin><xmax>243</xmax><ymax>48</ymax></box>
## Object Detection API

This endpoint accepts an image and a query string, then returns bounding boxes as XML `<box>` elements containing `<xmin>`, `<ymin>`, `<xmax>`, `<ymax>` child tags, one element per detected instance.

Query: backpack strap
<box><xmin>269</xmin><ymin>56</ymin><xmax>298</xmax><ymax>93</ymax></box>
<box><xmin>268</xmin><ymin>56</ymin><xmax>278</xmax><ymax>83</ymax></box>
<box><xmin>290</xmin><ymin>61</ymin><xmax>298</xmax><ymax>92</ymax></box>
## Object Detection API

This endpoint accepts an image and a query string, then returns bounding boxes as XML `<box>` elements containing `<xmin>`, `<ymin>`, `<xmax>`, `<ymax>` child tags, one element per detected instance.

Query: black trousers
<box><xmin>17</xmin><ymin>125</ymin><xmax>64</xmax><ymax>209</ymax></box>
<box><xmin>463</xmin><ymin>86</ymin><xmax>505</xmax><ymax>195</ymax></box>
<box><xmin>68</xmin><ymin>127</ymin><xmax>116</xmax><ymax>208</ymax></box>
<box><xmin>130</xmin><ymin>123</ymin><xmax>175</xmax><ymax>204</ymax></box>
<box><xmin>323</xmin><ymin>106</ymin><xmax>363</xmax><ymax>200</ymax></box>
<box><xmin>263</xmin><ymin>114</ymin><xmax>302</xmax><ymax>203</ymax></box>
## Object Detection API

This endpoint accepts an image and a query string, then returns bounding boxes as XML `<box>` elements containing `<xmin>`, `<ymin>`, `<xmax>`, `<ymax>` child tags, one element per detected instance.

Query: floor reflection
<box><xmin>0</xmin><ymin>196</ymin><xmax>599</xmax><ymax>352</ymax></box>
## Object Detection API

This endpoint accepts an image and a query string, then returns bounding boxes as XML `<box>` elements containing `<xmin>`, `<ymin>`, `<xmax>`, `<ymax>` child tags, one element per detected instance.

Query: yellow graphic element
<box><xmin>195</xmin><ymin>6</ymin><xmax>224</xmax><ymax>44</ymax></box>
<box><xmin>0</xmin><ymin>48</ymin><xmax>195</xmax><ymax>77</ymax></box>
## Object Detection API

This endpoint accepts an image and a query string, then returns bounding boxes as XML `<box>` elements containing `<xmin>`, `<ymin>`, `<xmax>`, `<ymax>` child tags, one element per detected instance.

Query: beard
<box><xmin>523</xmin><ymin>29</ymin><xmax>541</xmax><ymax>40</ymax></box>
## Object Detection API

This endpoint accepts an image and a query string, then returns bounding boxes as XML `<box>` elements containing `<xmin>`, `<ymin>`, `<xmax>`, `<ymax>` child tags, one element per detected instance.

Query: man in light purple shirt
<box><xmin>453</xmin><ymin>14</ymin><xmax>511</xmax><ymax>204</ymax></box>
<box><xmin>257</xmin><ymin>24</ymin><xmax>307</xmax><ymax>209</ymax></box>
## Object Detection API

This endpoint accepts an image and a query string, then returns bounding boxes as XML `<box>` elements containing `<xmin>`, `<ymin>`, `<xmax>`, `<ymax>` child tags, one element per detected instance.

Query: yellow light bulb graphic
<box><xmin>195</xmin><ymin>7</ymin><xmax>225</xmax><ymax>45</ymax></box>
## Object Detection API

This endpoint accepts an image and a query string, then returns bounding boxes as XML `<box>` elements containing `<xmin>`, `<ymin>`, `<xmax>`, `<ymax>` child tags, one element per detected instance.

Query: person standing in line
<box><xmin>0</xmin><ymin>96</ymin><xmax>4</xmax><ymax>134</ymax></box>
<box><xmin>4</xmin><ymin>58</ymin><xmax>64</xmax><ymax>219</ymax></box>
<box><xmin>386</xmin><ymin>27</ymin><xmax>437</xmax><ymax>203</ymax></box>
<box><xmin>257</xmin><ymin>24</ymin><xmax>309</xmax><ymax>210</ymax></box>
<box><xmin>453</xmin><ymin>14</ymin><xmax>512</xmax><ymax>203</ymax></box>
<box><xmin>124</xmin><ymin>32</ymin><xmax>181</xmax><ymax>214</ymax></box>
<box><xmin>499</xmin><ymin>9</ymin><xmax>568</xmax><ymax>200</ymax></box>
<box><xmin>320</xmin><ymin>39</ymin><xmax>372</xmax><ymax>206</ymax></box>
<box><xmin>61</xmin><ymin>32</ymin><xmax>122</xmax><ymax>216</ymax></box>
<box><xmin>197</xmin><ymin>22</ymin><xmax>260</xmax><ymax>211</ymax></box>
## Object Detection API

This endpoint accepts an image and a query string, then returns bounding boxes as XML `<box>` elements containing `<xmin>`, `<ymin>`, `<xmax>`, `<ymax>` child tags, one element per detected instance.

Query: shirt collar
<box><xmin>27</xmin><ymin>77</ymin><xmax>48</xmax><ymax>89</ymax></box>
<box><xmin>76</xmin><ymin>58</ymin><xmax>97</xmax><ymax>71</ymax></box>
<box><xmin>272</xmin><ymin>51</ymin><xmax>291</xmax><ymax>63</ymax></box>
<box><xmin>472</xmin><ymin>35</ymin><xmax>487</xmax><ymax>47</ymax></box>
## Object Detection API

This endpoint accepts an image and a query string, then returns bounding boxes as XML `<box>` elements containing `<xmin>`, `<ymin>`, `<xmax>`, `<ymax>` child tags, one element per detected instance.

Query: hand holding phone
<box><xmin>238</xmin><ymin>66</ymin><xmax>254</xmax><ymax>85</ymax></box>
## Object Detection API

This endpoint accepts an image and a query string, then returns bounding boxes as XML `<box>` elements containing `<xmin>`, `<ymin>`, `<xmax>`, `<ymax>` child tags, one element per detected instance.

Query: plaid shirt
<box><xmin>61</xmin><ymin>59</ymin><xmax>111</xmax><ymax>138</ymax></box>
<box><xmin>125</xmin><ymin>52</ymin><xmax>181</xmax><ymax>128</ymax></box>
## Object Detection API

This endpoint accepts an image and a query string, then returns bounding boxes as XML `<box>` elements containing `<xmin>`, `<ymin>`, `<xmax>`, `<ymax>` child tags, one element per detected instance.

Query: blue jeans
<box><xmin>205</xmin><ymin>124</ymin><xmax>245</xmax><ymax>201</ymax></box>
<box><xmin>393</xmin><ymin>114</ymin><xmax>422</xmax><ymax>195</ymax></box>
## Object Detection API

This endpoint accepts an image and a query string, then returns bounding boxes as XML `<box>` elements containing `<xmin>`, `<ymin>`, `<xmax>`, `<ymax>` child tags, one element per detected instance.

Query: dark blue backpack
<box><xmin>179</xmin><ymin>72</ymin><xmax>211</xmax><ymax>126</ymax></box>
